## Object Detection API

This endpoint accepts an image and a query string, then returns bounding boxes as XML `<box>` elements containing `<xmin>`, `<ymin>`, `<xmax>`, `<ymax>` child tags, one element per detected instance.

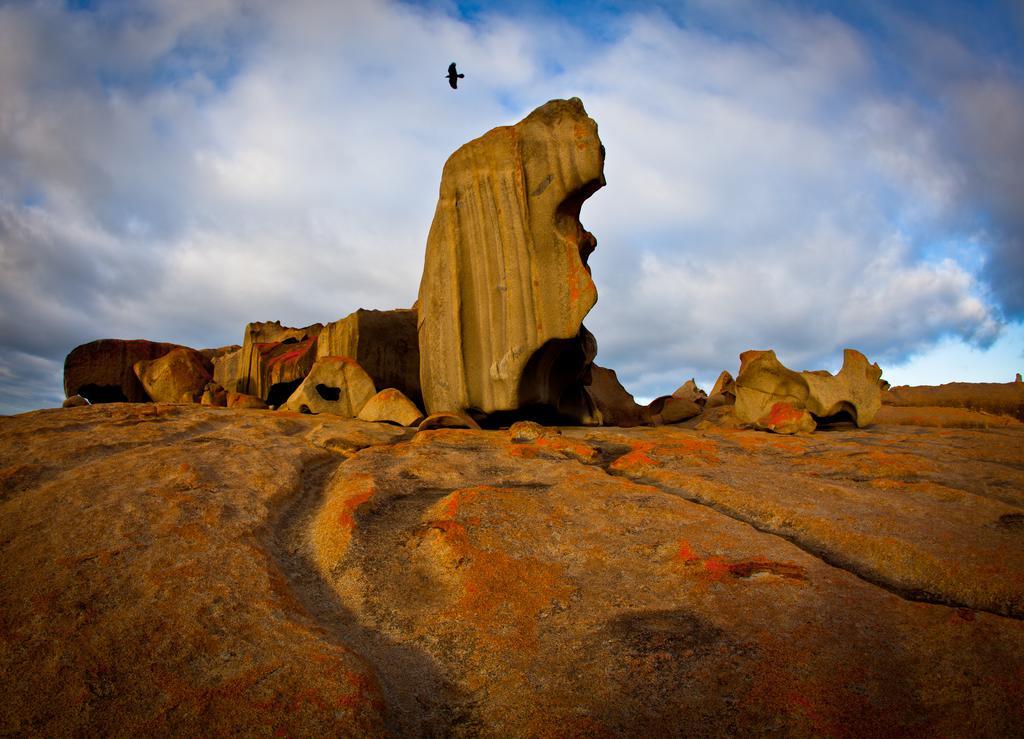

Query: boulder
<box><xmin>587</xmin><ymin>365</ymin><xmax>645</xmax><ymax>427</ymax></box>
<box><xmin>645</xmin><ymin>395</ymin><xmax>703</xmax><ymax>425</ymax></box>
<box><xmin>318</xmin><ymin>308</ymin><xmax>422</xmax><ymax>408</ymax></box>
<box><xmin>883</xmin><ymin>381</ymin><xmax>1024</xmax><ymax>421</ymax></box>
<box><xmin>671</xmin><ymin>379</ymin><xmax>707</xmax><ymax>406</ymax></box>
<box><xmin>226</xmin><ymin>392</ymin><xmax>268</xmax><ymax>410</ymax></box>
<box><xmin>282</xmin><ymin>357</ymin><xmax>376</xmax><ymax>417</ymax></box>
<box><xmin>64</xmin><ymin>339</ymin><xmax>202</xmax><ymax>403</ymax></box>
<box><xmin>62</xmin><ymin>395</ymin><xmax>89</xmax><ymax>408</ymax></box>
<box><xmin>734</xmin><ymin>349</ymin><xmax>882</xmax><ymax>433</ymax></box>
<box><xmin>417</xmin><ymin>98</ymin><xmax>605</xmax><ymax>424</ymax></box>
<box><xmin>133</xmin><ymin>347</ymin><xmax>212</xmax><ymax>403</ymax></box>
<box><xmin>356</xmin><ymin>388</ymin><xmax>424</xmax><ymax>427</ymax></box>
<box><xmin>705</xmin><ymin>370</ymin><xmax>736</xmax><ymax>409</ymax></box>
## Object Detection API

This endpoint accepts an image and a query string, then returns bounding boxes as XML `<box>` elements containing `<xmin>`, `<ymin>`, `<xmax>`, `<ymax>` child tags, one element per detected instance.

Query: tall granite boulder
<box><xmin>215</xmin><ymin>321</ymin><xmax>323</xmax><ymax>405</ymax></box>
<box><xmin>318</xmin><ymin>308</ymin><xmax>422</xmax><ymax>408</ymax></box>
<box><xmin>734</xmin><ymin>348</ymin><xmax>883</xmax><ymax>433</ymax></box>
<box><xmin>417</xmin><ymin>97</ymin><xmax>605</xmax><ymax>424</ymax></box>
<box><xmin>64</xmin><ymin>339</ymin><xmax>206</xmax><ymax>404</ymax></box>
<box><xmin>133</xmin><ymin>347</ymin><xmax>212</xmax><ymax>403</ymax></box>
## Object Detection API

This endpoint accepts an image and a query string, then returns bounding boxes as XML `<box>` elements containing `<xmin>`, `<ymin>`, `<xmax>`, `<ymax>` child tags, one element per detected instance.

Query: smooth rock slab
<box><xmin>1</xmin><ymin>404</ymin><xmax>1022</xmax><ymax>735</ymax></box>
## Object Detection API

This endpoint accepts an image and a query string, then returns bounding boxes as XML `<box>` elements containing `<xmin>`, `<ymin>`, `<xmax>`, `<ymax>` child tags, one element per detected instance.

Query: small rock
<box><xmin>357</xmin><ymin>388</ymin><xmax>424</xmax><ymax>427</ymax></box>
<box><xmin>200</xmin><ymin>382</ymin><xmax>227</xmax><ymax>408</ymax></box>
<box><xmin>62</xmin><ymin>395</ymin><xmax>89</xmax><ymax>408</ymax></box>
<box><xmin>226</xmin><ymin>392</ymin><xmax>269</xmax><ymax>410</ymax></box>
<box><xmin>508</xmin><ymin>420</ymin><xmax>560</xmax><ymax>442</ymax></box>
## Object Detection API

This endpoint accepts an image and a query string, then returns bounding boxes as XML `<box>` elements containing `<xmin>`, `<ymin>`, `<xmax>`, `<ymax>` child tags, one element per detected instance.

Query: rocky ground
<box><xmin>2</xmin><ymin>403</ymin><xmax>1022</xmax><ymax>736</ymax></box>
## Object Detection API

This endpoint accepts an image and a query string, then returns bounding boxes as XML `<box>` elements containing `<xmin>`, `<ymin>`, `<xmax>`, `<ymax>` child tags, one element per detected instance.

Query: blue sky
<box><xmin>1</xmin><ymin>0</ymin><xmax>1021</xmax><ymax>413</ymax></box>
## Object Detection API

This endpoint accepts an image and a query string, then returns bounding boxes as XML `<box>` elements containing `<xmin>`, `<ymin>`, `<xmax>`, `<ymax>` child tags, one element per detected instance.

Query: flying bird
<box><xmin>446</xmin><ymin>62</ymin><xmax>465</xmax><ymax>90</ymax></box>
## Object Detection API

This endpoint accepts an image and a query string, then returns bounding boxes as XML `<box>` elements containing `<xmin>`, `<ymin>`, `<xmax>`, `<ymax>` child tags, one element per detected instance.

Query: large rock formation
<box><xmin>884</xmin><ymin>380</ymin><xmax>1024</xmax><ymax>421</ymax></box>
<box><xmin>734</xmin><ymin>349</ymin><xmax>883</xmax><ymax>433</ymax></box>
<box><xmin>318</xmin><ymin>309</ymin><xmax>421</xmax><ymax>408</ymax></box>
<box><xmin>417</xmin><ymin>98</ymin><xmax>605</xmax><ymax>424</ymax></box>
<box><xmin>215</xmin><ymin>321</ymin><xmax>323</xmax><ymax>405</ymax></box>
<box><xmin>133</xmin><ymin>347</ymin><xmax>212</xmax><ymax>403</ymax></box>
<box><xmin>64</xmin><ymin>339</ymin><xmax>200</xmax><ymax>403</ymax></box>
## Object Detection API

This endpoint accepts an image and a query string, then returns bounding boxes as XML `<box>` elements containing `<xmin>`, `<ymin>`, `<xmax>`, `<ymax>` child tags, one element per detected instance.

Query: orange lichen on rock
<box><xmin>310</xmin><ymin>473</ymin><xmax>378</xmax><ymax>575</ymax></box>
<box><xmin>421</xmin><ymin>489</ymin><xmax>572</xmax><ymax>653</ymax></box>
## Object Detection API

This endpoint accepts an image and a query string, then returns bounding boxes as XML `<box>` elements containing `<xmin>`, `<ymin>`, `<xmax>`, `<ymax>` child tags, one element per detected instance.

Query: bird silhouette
<box><xmin>446</xmin><ymin>62</ymin><xmax>465</xmax><ymax>90</ymax></box>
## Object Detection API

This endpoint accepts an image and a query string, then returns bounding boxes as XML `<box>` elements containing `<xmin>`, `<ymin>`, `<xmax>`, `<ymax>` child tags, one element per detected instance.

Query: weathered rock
<box><xmin>61</xmin><ymin>395</ymin><xmax>89</xmax><ymax>408</ymax></box>
<box><xmin>318</xmin><ymin>309</ymin><xmax>422</xmax><ymax>408</ymax></box>
<box><xmin>199</xmin><ymin>345</ymin><xmax>241</xmax><ymax>362</ymax></box>
<box><xmin>735</xmin><ymin>348</ymin><xmax>882</xmax><ymax>433</ymax></box>
<box><xmin>883</xmin><ymin>381</ymin><xmax>1024</xmax><ymax>421</ymax></box>
<box><xmin>218</xmin><ymin>322</ymin><xmax>323</xmax><ymax>403</ymax></box>
<box><xmin>417</xmin><ymin>98</ymin><xmax>605</xmax><ymax>424</ymax></box>
<box><xmin>875</xmin><ymin>405</ymin><xmax>1023</xmax><ymax>428</ymax></box>
<box><xmin>225</xmin><ymin>392</ymin><xmax>268</xmax><ymax>410</ymax></box>
<box><xmin>645</xmin><ymin>395</ymin><xmax>703</xmax><ymax>425</ymax></box>
<box><xmin>200</xmin><ymin>382</ymin><xmax>227</xmax><ymax>408</ymax></box>
<box><xmin>672</xmin><ymin>379</ymin><xmax>707</xmax><ymax>406</ymax></box>
<box><xmin>212</xmin><ymin>347</ymin><xmax>243</xmax><ymax>392</ymax></box>
<box><xmin>64</xmin><ymin>339</ymin><xmax>199</xmax><ymax>403</ymax></box>
<box><xmin>508</xmin><ymin>420</ymin><xmax>558</xmax><ymax>442</ymax></box>
<box><xmin>133</xmin><ymin>347</ymin><xmax>212</xmax><ymax>403</ymax></box>
<box><xmin>705</xmin><ymin>370</ymin><xmax>736</xmax><ymax>408</ymax></box>
<box><xmin>282</xmin><ymin>357</ymin><xmax>376</xmax><ymax>417</ymax></box>
<box><xmin>2</xmin><ymin>404</ymin><xmax>1023</xmax><ymax>735</ymax></box>
<box><xmin>356</xmin><ymin>388</ymin><xmax>424</xmax><ymax>427</ymax></box>
<box><xmin>586</xmin><ymin>365</ymin><xmax>645</xmax><ymax>427</ymax></box>
<box><xmin>417</xmin><ymin>412</ymin><xmax>482</xmax><ymax>431</ymax></box>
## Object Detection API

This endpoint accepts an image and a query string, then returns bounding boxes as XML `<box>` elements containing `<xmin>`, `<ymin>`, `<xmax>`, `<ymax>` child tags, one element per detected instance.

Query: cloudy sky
<box><xmin>1</xmin><ymin>0</ymin><xmax>1022</xmax><ymax>413</ymax></box>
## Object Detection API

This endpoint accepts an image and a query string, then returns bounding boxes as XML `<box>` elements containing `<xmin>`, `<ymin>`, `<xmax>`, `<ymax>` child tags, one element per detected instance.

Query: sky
<box><xmin>1</xmin><ymin>0</ymin><xmax>1022</xmax><ymax>413</ymax></box>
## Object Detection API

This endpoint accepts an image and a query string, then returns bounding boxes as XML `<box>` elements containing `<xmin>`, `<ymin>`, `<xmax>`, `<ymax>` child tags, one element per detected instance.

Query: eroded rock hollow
<box><xmin>417</xmin><ymin>98</ymin><xmax>605</xmax><ymax>424</ymax></box>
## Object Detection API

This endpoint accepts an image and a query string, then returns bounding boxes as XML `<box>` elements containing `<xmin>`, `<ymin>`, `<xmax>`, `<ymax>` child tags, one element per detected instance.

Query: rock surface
<box><xmin>283</xmin><ymin>357</ymin><xmax>376</xmax><ymax>417</ymax></box>
<box><xmin>884</xmin><ymin>381</ymin><xmax>1024</xmax><ymax>421</ymax></box>
<box><xmin>587</xmin><ymin>365</ymin><xmax>645</xmax><ymax>427</ymax></box>
<box><xmin>1</xmin><ymin>404</ymin><xmax>1022</xmax><ymax>735</ymax></box>
<box><xmin>357</xmin><ymin>388</ymin><xmax>424</xmax><ymax>427</ymax></box>
<box><xmin>735</xmin><ymin>348</ymin><xmax>882</xmax><ymax>433</ymax></box>
<box><xmin>217</xmin><ymin>321</ymin><xmax>323</xmax><ymax>402</ymax></box>
<box><xmin>417</xmin><ymin>98</ymin><xmax>605</xmax><ymax>423</ymax></box>
<box><xmin>706</xmin><ymin>370</ymin><xmax>736</xmax><ymax>408</ymax></box>
<box><xmin>133</xmin><ymin>347</ymin><xmax>213</xmax><ymax>403</ymax></box>
<box><xmin>64</xmin><ymin>339</ymin><xmax>195</xmax><ymax>403</ymax></box>
<box><xmin>318</xmin><ymin>309</ymin><xmax>422</xmax><ymax>408</ymax></box>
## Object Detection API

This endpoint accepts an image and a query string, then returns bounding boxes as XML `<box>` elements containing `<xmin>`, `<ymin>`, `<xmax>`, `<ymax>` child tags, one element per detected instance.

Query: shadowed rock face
<box><xmin>64</xmin><ymin>339</ymin><xmax>197</xmax><ymax>403</ymax></box>
<box><xmin>318</xmin><ymin>309</ymin><xmax>421</xmax><ymax>409</ymax></box>
<box><xmin>417</xmin><ymin>97</ymin><xmax>605</xmax><ymax>423</ymax></box>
